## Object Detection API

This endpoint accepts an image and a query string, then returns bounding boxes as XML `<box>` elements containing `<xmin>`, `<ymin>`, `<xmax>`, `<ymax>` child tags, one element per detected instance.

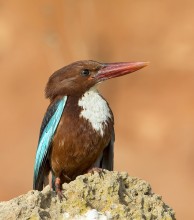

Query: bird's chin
<box><xmin>94</xmin><ymin>61</ymin><xmax>149</xmax><ymax>82</ymax></box>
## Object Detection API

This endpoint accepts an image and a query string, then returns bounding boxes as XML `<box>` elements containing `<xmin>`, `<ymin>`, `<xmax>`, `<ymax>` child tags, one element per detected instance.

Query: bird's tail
<box><xmin>51</xmin><ymin>173</ymin><xmax>56</xmax><ymax>191</ymax></box>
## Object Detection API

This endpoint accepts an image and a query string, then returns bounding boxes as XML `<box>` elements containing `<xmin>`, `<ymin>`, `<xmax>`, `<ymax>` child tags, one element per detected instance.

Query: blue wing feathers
<box><xmin>38</xmin><ymin>101</ymin><xmax>59</xmax><ymax>141</ymax></box>
<box><xmin>33</xmin><ymin>96</ymin><xmax>67</xmax><ymax>190</ymax></box>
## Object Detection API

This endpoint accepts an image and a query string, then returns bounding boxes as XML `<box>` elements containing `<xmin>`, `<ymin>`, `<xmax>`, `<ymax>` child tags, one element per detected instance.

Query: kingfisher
<box><xmin>33</xmin><ymin>60</ymin><xmax>148</xmax><ymax>198</ymax></box>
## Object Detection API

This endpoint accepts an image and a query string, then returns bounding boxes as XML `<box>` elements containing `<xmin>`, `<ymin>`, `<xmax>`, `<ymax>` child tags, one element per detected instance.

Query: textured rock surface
<box><xmin>0</xmin><ymin>171</ymin><xmax>176</xmax><ymax>220</ymax></box>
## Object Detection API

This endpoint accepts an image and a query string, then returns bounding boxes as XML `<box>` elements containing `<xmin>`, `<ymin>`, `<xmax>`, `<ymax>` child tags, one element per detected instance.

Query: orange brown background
<box><xmin>0</xmin><ymin>1</ymin><xmax>194</xmax><ymax>219</ymax></box>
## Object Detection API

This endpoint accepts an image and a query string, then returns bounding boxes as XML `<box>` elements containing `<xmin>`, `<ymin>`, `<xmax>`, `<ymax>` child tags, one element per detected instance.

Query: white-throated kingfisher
<box><xmin>33</xmin><ymin>60</ymin><xmax>148</xmax><ymax>199</ymax></box>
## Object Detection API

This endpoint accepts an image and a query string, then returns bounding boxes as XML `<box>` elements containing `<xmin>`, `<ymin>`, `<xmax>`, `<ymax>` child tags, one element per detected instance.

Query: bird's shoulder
<box><xmin>38</xmin><ymin>98</ymin><xmax>64</xmax><ymax>141</ymax></box>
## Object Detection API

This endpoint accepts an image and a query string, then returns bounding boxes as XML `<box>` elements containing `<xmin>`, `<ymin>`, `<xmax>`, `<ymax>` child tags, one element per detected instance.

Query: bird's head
<box><xmin>45</xmin><ymin>60</ymin><xmax>148</xmax><ymax>99</ymax></box>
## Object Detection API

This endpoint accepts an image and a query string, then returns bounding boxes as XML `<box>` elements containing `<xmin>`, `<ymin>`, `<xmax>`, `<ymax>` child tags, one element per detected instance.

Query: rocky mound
<box><xmin>0</xmin><ymin>171</ymin><xmax>176</xmax><ymax>219</ymax></box>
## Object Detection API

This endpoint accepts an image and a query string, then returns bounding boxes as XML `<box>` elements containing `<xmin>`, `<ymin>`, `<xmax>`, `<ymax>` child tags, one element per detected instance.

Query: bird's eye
<box><xmin>81</xmin><ymin>69</ymin><xmax>90</xmax><ymax>77</ymax></box>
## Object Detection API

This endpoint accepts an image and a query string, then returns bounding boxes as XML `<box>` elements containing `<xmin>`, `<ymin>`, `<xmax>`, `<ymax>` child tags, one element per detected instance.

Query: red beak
<box><xmin>95</xmin><ymin>61</ymin><xmax>149</xmax><ymax>81</ymax></box>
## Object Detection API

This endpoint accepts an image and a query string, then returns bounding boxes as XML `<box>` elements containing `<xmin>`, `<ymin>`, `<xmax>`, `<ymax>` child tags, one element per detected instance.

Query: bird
<box><xmin>33</xmin><ymin>60</ymin><xmax>148</xmax><ymax>199</ymax></box>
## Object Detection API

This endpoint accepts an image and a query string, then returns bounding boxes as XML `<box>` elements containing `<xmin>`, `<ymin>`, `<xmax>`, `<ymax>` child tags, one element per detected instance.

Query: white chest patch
<box><xmin>78</xmin><ymin>88</ymin><xmax>112</xmax><ymax>136</ymax></box>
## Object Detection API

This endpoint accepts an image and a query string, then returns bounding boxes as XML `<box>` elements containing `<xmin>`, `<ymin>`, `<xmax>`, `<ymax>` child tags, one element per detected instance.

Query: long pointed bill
<box><xmin>95</xmin><ymin>61</ymin><xmax>148</xmax><ymax>81</ymax></box>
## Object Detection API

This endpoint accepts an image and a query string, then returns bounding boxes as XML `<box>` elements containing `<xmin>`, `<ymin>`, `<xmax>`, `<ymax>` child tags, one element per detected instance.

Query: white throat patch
<box><xmin>78</xmin><ymin>88</ymin><xmax>112</xmax><ymax>136</ymax></box>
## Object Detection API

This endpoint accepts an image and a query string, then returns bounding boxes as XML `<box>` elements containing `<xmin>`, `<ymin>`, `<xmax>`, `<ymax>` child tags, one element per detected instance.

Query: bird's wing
<box><xmin>93</xmin><ymin>128</ymin><xmax>115</xmax><ymax>171</ymax></box>
<box><xmin>33</xmin><ymin>96</ymin><xmax>67</xmax><ymax>190</ymax></box>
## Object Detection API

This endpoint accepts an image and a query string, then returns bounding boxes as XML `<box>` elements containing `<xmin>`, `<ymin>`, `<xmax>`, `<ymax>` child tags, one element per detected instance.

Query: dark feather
<box><xmin>93</xmin><ymin>128</ymin><xmax>115</xmax><ymax>171</ymax></box>
<box><xmin>39</xmin><ymin>100</ymin><xmax>60</xmax><ymax>141</ymax></box>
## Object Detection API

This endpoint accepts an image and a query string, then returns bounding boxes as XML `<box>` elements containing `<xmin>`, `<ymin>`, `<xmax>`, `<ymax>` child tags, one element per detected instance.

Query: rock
<box><xmin>0</xmin><ymin>171</ymin><xmax>176</xmax><ymax>220</ymax></box>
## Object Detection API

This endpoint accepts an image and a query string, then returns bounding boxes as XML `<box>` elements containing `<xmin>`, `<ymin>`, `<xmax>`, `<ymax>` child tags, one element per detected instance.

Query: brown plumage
<box><xmin>51</xmin><ymin>95</ymin><xmax>113</xmax><ymax>183</ymax></box>
<box><xmin>33</xmin><ymin>60</ymin><xmax>148</xmax><ymax>199</ymax></box>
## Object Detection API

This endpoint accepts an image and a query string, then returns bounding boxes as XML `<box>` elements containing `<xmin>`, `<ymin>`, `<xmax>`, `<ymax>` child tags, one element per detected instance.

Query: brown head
<box><xmin>45</xmin><ymin>60</ymin><xmax>148</xmax><ymax>100</ymax></box>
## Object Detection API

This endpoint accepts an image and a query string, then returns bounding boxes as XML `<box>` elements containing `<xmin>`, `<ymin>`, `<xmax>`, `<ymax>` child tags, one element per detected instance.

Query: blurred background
<box><xmin>0</xmin><ymin>0</ymin><xmax>194</xmax><ymax>219</ymax></box>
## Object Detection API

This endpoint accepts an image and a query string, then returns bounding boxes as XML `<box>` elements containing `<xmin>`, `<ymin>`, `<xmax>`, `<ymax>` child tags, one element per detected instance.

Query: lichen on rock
<box><xmin>0</xmin><ymin>170</ymin><xmax>176</xmax><ymax>219</ymax></box>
